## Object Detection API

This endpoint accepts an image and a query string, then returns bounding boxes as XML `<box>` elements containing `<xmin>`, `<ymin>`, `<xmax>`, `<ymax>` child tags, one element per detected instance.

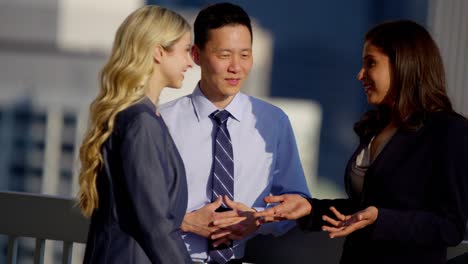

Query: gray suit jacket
<box><xmin>84</xmin><ymin>97</ymin><xmax>191</xmax><ymax>263</ymax></box>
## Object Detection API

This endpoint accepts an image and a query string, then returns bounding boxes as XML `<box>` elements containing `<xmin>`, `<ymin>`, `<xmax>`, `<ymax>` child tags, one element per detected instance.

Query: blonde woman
<box><xmin>78</xmin><ymin>6</ymin><xmax>193</xmax><ymax>263</ymax></box>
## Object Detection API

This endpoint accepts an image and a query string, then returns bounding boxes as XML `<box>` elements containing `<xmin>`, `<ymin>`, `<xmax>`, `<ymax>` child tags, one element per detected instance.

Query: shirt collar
<box><xmin>191</xmin><ymin>84</ymin><xmax>246</xmax><ymax>122</ymax></box>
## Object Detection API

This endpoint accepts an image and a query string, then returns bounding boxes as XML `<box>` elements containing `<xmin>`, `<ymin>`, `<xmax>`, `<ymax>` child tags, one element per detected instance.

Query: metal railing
<box><xmin>0</xmin><ymin>191</ymin><xmax>89</xmax><ymax>264</ymax></box>
<box><xmin>0</xmin><ymin>190</ymin><xmax>467</xmax><ymax>263</ymax></box>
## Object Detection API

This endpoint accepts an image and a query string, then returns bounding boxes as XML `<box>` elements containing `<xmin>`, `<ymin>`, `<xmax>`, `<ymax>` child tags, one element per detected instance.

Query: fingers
<box><xmin>253</xmin><ymin>207</ymin><xmax>276</xmax><ymax>218</ymax></box>
<box><xmin>255</xmin><ymin>200</ymin><xmax>306</xmax><ymax>220</ymax></box>
<box><xmin>263</xmin><ymin>195</ymin><xmax>285</xmax><ymax>204</ymax></box>
<box><xmin>224</xmin><ymin>196</ymin><xmax>253</xmax><ymax>212</ymax></box>
<box><xmin>224</xmin><ymin>196</ymin><xmax>238</xmax><ymax>209</ymax></box>
<box><xmin>212</xmin><ymin>237</ymin><xmax>231</xmax><ymax>248</ymax></box>
<box><xmin>213</xmin><ymin>210</ymin><xmax>239</xmax><ymax>219</ymax></box>
<box><xmin>325</xmin><ymin>219</ymin><xmax>370</xmax><ymax>238</ymax></box>
<box><xmin>213</xmin><ymin>196</ymin><xmax>255</xmax><ymax>222</ymax></box>
<box><xmin>254</xmin><ymin>204</ymin><xmax>287</xmax><ymax>220</ymax></box>
<box><xmin>322</xmin><ymin>215</ymin><xmax>342</xmax><ymax>227</ymax></box>
<box><xmin>227</xmin><ymin>232</ymin><xmax>244</xmax><ymax>240</ymax></box>
<box><xmin>329</xmin><ymin>207</ymin><xmax>346</xmax><ymax>221</ymax></box>
<box><xmin>264</xmin><ymin>216</ymin><xmax>285</xmax><ymax>223</ymax></box>
<box><xmin>212</xmin><ymin>231</ymin><xmax>244</xmax><ymax>247</ymax></box>
<box><xmin>225</xmin><ymin>194</ymin><xmax>311</xmax><ymax>223</ymax></box>
<box><xmin>211</xmin><ymin>229</ymin><xmax>233</xmax><ymax>240</ymax></box>
<box><xmin>257</xmin><ymin>215</ymin><xmax>285</xmax><ymax>224</ymax></box>
<box><xmin>212</xmin><ymin>216</ymin><xmax>246</xmax><ymax>228</ymax></box>
<box><xmin>211</xmin><ymin>223</ymin><xmax>246</xmax><ymax>238</ymax></box>
<box><xmin>211</xmin><ymin>196</ymin><xmax>223</xmax><ymax>209</ymax></box>
<box><xmin>328</xmin><ymin>223</ymin><xmax>360</xmax><ymax>238</ymax></box>
<box><xmin>321</xmin><ymin>225</ymin><xmax>344</xmax><ymax>233</ymax></box>
<box><xmin>223</xmin><ymin>195</ymin><xmax>236</xmax><ymax>210</ymax></box>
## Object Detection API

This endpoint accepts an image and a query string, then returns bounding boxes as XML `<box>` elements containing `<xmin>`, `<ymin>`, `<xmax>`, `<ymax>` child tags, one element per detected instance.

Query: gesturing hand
<box><xmin>210</xmin><ymin>196</ymin><xmax>261</xmax><ymax>247</ymax></box>
<box><xmin>180</xmin><ymin>196</ymin><xmax>223</xmax><ymax>238</ymax></box>
<box><xmin>322</xmin><ymin>206</ymin><xmax>378</xmax><ymax>238</ymax></box>
<box><xmin>253</xmin><ymin>194</ymin><xmax>312</xmax><ymax>223</ymax></box>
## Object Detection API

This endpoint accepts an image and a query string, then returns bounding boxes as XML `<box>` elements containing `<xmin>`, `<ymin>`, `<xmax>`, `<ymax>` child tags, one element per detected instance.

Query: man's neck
<box><xmin>199</xmin><ymin>83</ymin><xmax>237</xmax><ymax>109</ymax></box>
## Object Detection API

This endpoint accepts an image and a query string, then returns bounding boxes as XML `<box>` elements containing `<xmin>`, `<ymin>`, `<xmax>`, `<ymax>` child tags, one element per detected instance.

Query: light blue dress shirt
<box><xmin>159</xmin><ymin>86</ymin><xmax>311</xmax><ymax>262</ymax></box>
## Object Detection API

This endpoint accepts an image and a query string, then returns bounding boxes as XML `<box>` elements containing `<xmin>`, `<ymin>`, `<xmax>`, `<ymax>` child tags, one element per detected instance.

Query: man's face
<box><xmin>193</xmin><ymin>24</ymin><xmax>253</xmax><ymax>106</ymax></box>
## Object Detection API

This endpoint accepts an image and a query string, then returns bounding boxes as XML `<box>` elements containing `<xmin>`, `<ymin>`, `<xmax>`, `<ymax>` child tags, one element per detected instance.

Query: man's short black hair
<box><xmin>194</xmin><ymin>2</ymin><xmax>252</xmax><ymax>49</ymax></box>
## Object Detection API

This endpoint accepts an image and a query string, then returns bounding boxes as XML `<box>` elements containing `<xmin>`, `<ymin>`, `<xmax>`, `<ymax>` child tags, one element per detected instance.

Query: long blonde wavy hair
<box><xmin>78</xmin><ymin>5</ymin><xmax>190</xmax><ymax>217</ymax></box>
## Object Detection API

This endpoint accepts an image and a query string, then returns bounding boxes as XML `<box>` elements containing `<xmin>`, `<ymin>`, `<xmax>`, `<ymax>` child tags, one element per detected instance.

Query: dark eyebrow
<box><xmin>213</xmin><ymin>48</ymin><xmax>252</xmax><ymax>53</ymax></box>
<box><xmin>217</xmin><ymin>49</ymin><xmax>232</xmax><ymax>52</ymax></box>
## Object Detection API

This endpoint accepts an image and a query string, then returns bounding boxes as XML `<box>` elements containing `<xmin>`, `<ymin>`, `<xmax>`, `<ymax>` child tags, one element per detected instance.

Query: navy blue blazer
<box><xmin>83</xmin><ymin>97</ymin><xmax>191</xmax><ymax>264</ymax></box>
<box><xmin>299</xmin><ymin>112</ymin><xmax>468</xmax><ymax>264</ymax></box>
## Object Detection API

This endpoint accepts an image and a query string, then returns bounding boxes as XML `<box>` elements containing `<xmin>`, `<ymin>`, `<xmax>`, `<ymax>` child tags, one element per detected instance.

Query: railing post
<box><xmin>7</xmin><ymin>235</ymin><xmax>18</xmax><ymax>264</ymax></box>
<box><xmin>42</xmin><ymin>106</ymin><xmax>63</xmax><ymax>195</ymax></box>
<box><xmin>62</xmin><ymin>241</ymin><xmax>73</xmax><ymax>264</ymax></box>
<box><xmin>34</xmin><ymin>238</ymin><xmax>45</xmax><ymax>264</ymax></box>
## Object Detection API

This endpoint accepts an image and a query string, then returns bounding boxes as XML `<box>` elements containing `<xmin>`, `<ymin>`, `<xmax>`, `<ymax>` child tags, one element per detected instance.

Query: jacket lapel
<box><xmin>360</xmin><ymin>125</ymin><xmax>426</xmax><ymax>203</ymax></box>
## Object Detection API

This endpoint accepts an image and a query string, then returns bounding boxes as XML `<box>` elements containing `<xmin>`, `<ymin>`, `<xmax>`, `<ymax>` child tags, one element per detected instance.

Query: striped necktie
<box><xmin>209</xmin><ymin>110</ymin><xmax>234</xmax><ymax>263</ymax></box>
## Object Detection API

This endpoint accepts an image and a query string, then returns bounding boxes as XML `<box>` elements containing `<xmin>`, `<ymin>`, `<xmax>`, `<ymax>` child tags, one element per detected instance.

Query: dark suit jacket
<box><xmin>84</xmin><ymin>97</ymin><xmax>191</xmax><ymax>264</ymax></box>
<box><xmin>299</xmin><ymin>111</ymin><xmax>468</xmax><ymax>264</ymax></box>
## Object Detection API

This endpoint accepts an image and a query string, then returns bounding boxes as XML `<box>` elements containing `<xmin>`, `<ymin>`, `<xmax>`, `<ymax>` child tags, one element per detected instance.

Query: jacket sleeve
<box><xmin>370</xmin><ymin>117</ymin><xmax>468</xmax><ymax>246</ymax></box>
<box><xmin>119</xmin><ymin>113</ymin><xmax>191</xmax><ymax>264</ymax></box>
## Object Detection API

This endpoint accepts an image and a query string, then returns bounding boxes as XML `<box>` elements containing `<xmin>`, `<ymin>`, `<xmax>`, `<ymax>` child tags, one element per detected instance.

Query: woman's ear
<box><xmin>153</xmin><ymin>45</ymin><xmax>164</xmax><ymax>64</ymax></box>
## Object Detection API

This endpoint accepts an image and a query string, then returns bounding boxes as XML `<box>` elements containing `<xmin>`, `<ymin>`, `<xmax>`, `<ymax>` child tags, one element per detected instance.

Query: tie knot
<box><xmin>211</xmin><ymin>110</ymin><xmax>230</xmax><ymax>125</ymax></box>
